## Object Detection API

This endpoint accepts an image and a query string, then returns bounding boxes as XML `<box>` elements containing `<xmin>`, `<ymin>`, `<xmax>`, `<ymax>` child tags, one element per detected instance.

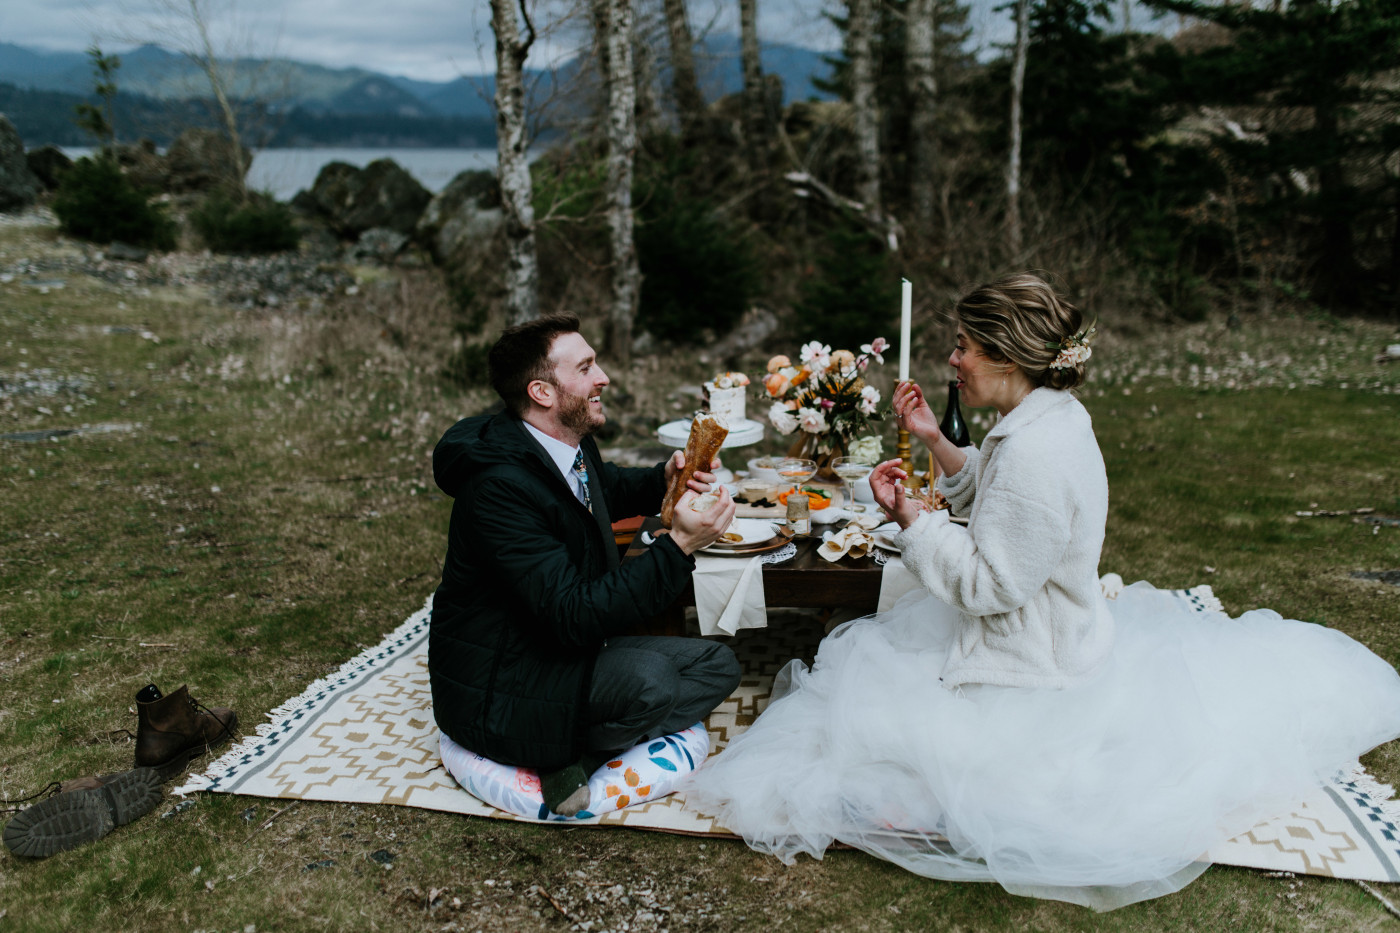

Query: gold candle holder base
<box><xmin>896</xmin><ymin>427</ymin><xmax>927</xmax><ymax>493</ymax></box>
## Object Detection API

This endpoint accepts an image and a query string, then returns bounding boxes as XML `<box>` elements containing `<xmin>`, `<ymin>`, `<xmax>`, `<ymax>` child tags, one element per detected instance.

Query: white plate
<box><xmin>709</xmin><ymin>518</ymin><xmax>779</xmax><ymax>548</ymax></box>
<box><xmin>872</xmin><ymin>531</ymin><xmax>901</xmax><ymax>554</ymax></box>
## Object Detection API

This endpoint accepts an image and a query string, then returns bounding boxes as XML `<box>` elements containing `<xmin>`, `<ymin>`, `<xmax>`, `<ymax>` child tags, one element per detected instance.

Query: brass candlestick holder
<box><xmin>895</xmin><ymin>427</ymin><xmax>927</xmax><ymax>493</ymax></box>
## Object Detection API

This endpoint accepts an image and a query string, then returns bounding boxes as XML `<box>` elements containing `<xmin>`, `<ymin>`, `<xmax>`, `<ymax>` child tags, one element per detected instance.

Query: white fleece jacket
<box><xmin>894</xmin><ymin>387</ymin><xmax>1114</xmax><ymax>689</ymax></box>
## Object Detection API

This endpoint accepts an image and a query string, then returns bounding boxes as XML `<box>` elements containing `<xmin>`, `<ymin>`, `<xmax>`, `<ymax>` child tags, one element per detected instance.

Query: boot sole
<box><xmin>3</xmin><ymin>768</ymin><xmax>163</xmax><ymax>858</ymax></box>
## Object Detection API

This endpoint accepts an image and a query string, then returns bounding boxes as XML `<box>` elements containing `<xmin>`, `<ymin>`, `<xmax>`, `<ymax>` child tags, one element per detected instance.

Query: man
<box><xmin>430</xmin><ymin>313</ymin><xmax>741</xmax><ymax>816</ymax></box>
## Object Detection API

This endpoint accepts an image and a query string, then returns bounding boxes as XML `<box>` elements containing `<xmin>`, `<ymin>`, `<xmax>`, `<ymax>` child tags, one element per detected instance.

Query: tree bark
<box><xmin>661</xmin><ymin>0</ymin><xmax>705</xmax><ymax>139</ymax></box>
<box><xmin>906</xmin><ymin>0</ymin><xmax>938</xmax><ymax>234</ymax></box>
<box><xmin>739</xmin><ymin>0</ymin><xmax>768</xmax><ymax>157</ymax></box>
<box><xmin>1006</xmin><ymin>0</ymin><xmax>1029</xmax><ymax>260</ymax></box>
<box><xmin>848</xmin><ymin>0</ymin><xmax>881</xmax><ymax>217</ymax></box>
<box><xmin>491</xmin><ymin>0</ymin><xmax>541</xmax><ymax>325</ymax></box>
<box><xmin>594</xmin><ymin>0</ymin><xmax>641</xmax><ymax>363</ymax></box>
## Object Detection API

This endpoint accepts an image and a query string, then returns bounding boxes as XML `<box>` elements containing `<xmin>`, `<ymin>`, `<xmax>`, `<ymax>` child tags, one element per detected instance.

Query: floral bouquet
<box><xmin>764</xmin><ymin>337</ymin><xmax>888</xmax><ymax>459</ymax></box>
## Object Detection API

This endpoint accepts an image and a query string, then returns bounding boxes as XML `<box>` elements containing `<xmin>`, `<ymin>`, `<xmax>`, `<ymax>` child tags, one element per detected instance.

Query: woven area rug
<box><xmin>178</xmin><ymin>589</ymin><xmax>1400</xmax><ymax>881</ymax></box>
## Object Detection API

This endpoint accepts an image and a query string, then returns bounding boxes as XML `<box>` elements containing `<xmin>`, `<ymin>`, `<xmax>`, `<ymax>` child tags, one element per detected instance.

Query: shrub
<box><xmin>795</xmin><ymin>213</ymin><xmax>898</xmax><ymax>350</ymax></box>
<box><xmin>191</xmin><ymin>191</ymin><xmax>300</xmax><ymax>254</ymax></box>
<box><xmin>636</xmin><ymin>184</ymin><xmax>758</xmax><ymax>343</ymax></box>
<box><xmin>52</xmin><ymin>156</ymin><xmax>176</xmax><ymax>250</ymax></box>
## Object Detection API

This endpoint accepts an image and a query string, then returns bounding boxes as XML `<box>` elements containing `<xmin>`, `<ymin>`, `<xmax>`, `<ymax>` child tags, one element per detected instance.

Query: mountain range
<box><xmin>0</xmin><ymin>38</ymin><xmax>836</xmax><ymax>147</ymax></box>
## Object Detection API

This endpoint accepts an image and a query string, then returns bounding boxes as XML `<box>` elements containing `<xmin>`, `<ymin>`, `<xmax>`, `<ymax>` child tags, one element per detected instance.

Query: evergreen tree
<box><xmin>1146</xmin><ymin>0</ymin><xmax>1400</xmax><ymax>306</ymax></box>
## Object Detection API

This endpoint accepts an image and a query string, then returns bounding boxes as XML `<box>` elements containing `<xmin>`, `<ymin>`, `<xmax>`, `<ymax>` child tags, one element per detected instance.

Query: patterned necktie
<box><xmin>572</xmin><ymin>449</ymin><xmax>592</xmax><ymax>512</ymax></box>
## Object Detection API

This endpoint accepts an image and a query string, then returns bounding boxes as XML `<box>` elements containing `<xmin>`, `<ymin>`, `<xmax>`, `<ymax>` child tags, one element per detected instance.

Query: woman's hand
<box><xmin>669</xmin><ymin>487</ymin><xmax>738</xmax><ymax>554</ymax></box>
<box><xmin>666</xmin><ymin>451</ymin><xmax>722</xmax><ymax>494</ymax></box>
<box><xmin>892</xmin><ymin>381</ymin><xmax>943</xmax><ymax>449</ymax></box>
<box><xmin>869</xmin><ymin>458</ymin><xmax>924</xmax><ymax>529</ymax></box>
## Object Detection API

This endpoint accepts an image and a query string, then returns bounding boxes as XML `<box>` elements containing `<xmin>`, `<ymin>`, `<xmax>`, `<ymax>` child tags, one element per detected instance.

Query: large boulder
<box><xmin>26</xmin><ymin>145</ymin><xmax>73</xmax><ymax>190</ymax></box>
<box><xmin>165</xmin><ymin>128</ymin><xmax>250</xmax><ymax>193</ymax></box>
<box><xmin>414</xmin><ymin>169</ymin><xmax>503</xmax><ymax>263</ymax></box>
<box><xmin>0</xmin><ymin>116</ymin><xmax>41</xmax><ymax>211</ymax></box>
<box><xmin>299</xmin><ymin>158</ymin><xmax>430</xmax><ymax>239</ymax></box>
<box><xmin>113</xmin><ymin>138</ymin><xmax>170</xmax><ymax>193</ymax></box>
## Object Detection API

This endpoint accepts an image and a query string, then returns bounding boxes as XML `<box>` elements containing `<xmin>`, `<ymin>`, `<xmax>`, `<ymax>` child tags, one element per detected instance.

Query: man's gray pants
<box><xmin>585</xmin><ymin>635</ymin><xmax>741</xmax><ymax>753</ymax></box>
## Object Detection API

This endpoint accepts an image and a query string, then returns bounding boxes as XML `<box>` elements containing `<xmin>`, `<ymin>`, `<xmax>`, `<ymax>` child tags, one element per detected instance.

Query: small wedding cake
<box><xmin>705</xmin><ymin>372</ymin><xmax>750</xmax><ymax>424</ymax></box>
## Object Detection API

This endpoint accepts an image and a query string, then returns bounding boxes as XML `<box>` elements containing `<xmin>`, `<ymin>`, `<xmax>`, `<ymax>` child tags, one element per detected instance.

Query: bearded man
<box><xmin>429</xmin><ymin>313</ymin><xmax>740</xmax><ymax>816</ymax></box>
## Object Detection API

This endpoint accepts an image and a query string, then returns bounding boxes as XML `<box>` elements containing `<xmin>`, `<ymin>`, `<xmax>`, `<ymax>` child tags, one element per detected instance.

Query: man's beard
<box><xmin>558</xmin><ymin>387</ymin><xmax>603</xmax><ymax>436</ymax></box>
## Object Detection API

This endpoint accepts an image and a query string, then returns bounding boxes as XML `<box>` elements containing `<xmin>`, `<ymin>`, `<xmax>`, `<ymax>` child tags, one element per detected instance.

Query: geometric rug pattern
<box><xmin>178</xmin><ymin>591</ymin><xmax>1400</xmax><ymax>880</ymax></box>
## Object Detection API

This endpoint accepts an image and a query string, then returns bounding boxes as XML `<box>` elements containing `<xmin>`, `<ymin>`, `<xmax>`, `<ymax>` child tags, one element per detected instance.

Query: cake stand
<box><xmin>655</xmin><ymin>417</ymin><xmax>765</xmax><ymax>485</ymax></box>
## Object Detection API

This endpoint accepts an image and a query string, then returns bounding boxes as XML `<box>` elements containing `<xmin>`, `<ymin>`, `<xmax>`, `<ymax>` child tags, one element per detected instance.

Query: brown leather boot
<box><xmin>134</xmin><ymin>683</ymin><xmax>238</xmax><ymax>778</ymax></box>
<box><xmin>3</xmin><ymin>768</ymin><xmax>163</xmax><ymax>858</ymax></box>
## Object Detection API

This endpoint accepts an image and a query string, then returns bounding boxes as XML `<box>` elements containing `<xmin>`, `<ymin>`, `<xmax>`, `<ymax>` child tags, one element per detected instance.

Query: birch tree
<box><xmin>848</xmin><ymin>0</ymin><xmax>882</xmax><ymax>217</ymax></box>
<box><xmin>491</xmin><ymin>0</ymin><xmax>541</xmax><ymax>324</ymax></box>
<box><xmin>661</xmin><ymin>0</ymin><xmax>706</xmax><ymax>138</ymax></box>
<box><xmin>739</xmin><ymin>0</ymin><xmax>769</xmax><ymax>155</ymax></box>
<box><xmin>905</xmin><ymin>0</ymin><xmax>938</xmax><ymax>233</ymax></box>
<box><xmin>1006</xmin><ymin>0</ymin><xmax>1030</xmax><ymax>258</ymax></box>
<box><xmin>593</xmin><ymin>0</ymin><xmax>641</xmax><ymax>362</ymax></box>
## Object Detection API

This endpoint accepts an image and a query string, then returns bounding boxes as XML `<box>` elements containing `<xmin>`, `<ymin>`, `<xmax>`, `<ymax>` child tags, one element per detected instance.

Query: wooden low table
<box><xmin>624</xmin><ymin>515</ymin><xmax>885</xmax><ymax>637</ymax></box>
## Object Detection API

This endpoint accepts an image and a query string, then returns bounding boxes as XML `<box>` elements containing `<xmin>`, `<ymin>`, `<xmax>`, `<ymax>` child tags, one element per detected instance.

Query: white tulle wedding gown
<box><xmin>680</xmin><ymin>581</ymin><xmax>1400</xmax><ymax>910</ymax></box>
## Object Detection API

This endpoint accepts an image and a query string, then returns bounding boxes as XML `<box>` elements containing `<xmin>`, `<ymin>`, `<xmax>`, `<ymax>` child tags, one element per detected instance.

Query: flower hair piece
<box><xmin>1046</xmin><ymin>318</ymin><xmax>1098</xmax><ymax>370</ymax></box>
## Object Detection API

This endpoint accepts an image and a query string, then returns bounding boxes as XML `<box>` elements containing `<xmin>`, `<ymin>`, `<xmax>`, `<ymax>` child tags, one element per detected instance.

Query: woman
<box><xmin>680</xmin><ymin>273</ymin><xmax>1400</xmax><ymax>910</ymax></box>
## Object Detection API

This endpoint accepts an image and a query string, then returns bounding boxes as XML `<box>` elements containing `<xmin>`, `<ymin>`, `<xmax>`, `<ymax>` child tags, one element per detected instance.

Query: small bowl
<box><xmin>746</xmin><ymin>457</ymin><xmax>781</xmax><ymax>485</ymax></box>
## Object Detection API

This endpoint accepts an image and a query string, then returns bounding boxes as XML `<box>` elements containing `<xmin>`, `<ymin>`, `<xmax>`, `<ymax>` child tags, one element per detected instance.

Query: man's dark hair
<box><xmin>488</xmin><ymin>313</ymin><xmax>582</xmax><ymax>416</ymax></box>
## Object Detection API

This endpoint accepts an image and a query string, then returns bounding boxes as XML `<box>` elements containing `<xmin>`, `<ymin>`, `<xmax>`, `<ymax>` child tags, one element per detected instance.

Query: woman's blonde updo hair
<box><xmin>954</xmin><ymin>273</ymin><xmax>1089</xmax><ymax>391</ymax></box>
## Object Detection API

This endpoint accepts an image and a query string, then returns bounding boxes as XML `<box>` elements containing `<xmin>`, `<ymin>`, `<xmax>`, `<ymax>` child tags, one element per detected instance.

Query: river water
<box><xmin>62</xmin><ymin>146</ymin><xmax>498</xmax><ymax>201</ymax></box>
<box><xmin>247</xmin><ymin>148</ymin><xmax>497</xmax><ymax>200</ymax></box>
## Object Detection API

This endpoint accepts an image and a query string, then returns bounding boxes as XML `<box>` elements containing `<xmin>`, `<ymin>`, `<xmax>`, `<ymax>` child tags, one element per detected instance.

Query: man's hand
<box><xmin>665</xmin><ymin>450</ymin><xmax>722</xmax><ymax>494</ymax></box>
<box><xmin>669</xmin><ymin>487</ymin><xmax>738</xmax><ymax>555</ymax></box>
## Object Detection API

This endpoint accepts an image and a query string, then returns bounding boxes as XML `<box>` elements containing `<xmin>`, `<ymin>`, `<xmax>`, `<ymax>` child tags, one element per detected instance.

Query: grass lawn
<box><xmin>2</xmin><ymin>212</ymin><xmax>1399</xmax><ymax>931</ymax></box>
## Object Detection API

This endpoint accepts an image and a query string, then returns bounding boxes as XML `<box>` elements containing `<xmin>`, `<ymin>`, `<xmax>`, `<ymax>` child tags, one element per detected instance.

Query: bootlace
<box><xmin>191</xmin><ymin>695</ymin><xmax>237</xmax><ymax>736</ymax></box>
<box><xmin>0</xmin><ymin>781</ymin><xmax>63</xmax><ymax>814</ymax></box>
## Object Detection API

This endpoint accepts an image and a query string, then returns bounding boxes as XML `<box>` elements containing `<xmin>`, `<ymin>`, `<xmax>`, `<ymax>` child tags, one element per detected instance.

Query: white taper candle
<box><xmin>899</xmin><ymin>278</ymin><xmax>912</xmax><ymax>382</ymax></box>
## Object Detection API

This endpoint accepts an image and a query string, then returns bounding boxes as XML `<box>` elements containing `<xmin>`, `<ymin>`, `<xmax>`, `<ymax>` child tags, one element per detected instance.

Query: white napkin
<box><xmin>817</xmin><ymin>524</ymin><xmax>875</xmax><ymax>562</ymax></box>
<box><xmin>693</xmin><ymin>554</ymin><xmax>769</xmax><ymax>637</ymax></box>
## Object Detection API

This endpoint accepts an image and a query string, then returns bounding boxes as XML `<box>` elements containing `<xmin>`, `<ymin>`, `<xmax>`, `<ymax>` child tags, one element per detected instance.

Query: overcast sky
<box><xmin>2</xmin><ymin>0</ymin><xmax>1163</xmax><ymax>83</ymax></box>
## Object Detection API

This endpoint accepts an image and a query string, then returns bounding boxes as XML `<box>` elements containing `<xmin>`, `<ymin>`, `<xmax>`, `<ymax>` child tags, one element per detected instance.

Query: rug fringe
<box><xmin>1342</xmin><ymin>762</ymin><xmax>1400</xmax><ymax>822</ymax></box>
<box><xmin>175</xmin><ymin>595</ymin><xmax>434</xmax><ymax>796</ymax></box>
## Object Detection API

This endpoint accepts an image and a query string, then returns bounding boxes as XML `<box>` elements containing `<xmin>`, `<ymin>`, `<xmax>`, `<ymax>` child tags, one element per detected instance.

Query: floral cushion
<box><xmin>438</xmin><ymin>724</ymin><xmax>710</xmax><ymax>822</ymax></box>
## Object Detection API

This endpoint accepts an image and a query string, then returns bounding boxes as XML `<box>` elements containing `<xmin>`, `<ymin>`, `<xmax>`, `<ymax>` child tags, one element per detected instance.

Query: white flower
<box><xmin>849</xmin><ymin>435</ymin><xmax>883</xmax><ymax>463</ymax></box>
<box><xmin>858</xmin><ymin>384</ymin><xmax>880</xmax><ymax>415</ymax></box>
<box><xmin>796</xmin><ymin>407</ymin><xmax>828</xmax><ymax>434</ymax></box>
<box><xmin>799</xmin><ymin>341</ymin><xmax>831</xmax><ymax>374</ymax></box>
<box><xmin>769</xmin><ymin>402</ymin><xmax>798</xmax><ymax>435</ymax></box>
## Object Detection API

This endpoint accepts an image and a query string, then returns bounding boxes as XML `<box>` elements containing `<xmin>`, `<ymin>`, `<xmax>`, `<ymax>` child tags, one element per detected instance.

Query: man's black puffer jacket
<box><xmin>428</xmin><ymin>411</ymin><xmax>695</xmax><ymax>770</ymax></box>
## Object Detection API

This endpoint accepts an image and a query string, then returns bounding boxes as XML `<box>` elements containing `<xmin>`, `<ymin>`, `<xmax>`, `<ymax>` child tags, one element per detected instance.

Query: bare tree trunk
<box><xmin>848</xmin><ymin>0</ymin><xmax>881</xmax><ymax>217</ymax></box>
<box><xmin>633</xmin><ymin>25</ymin><xmax>663</xmax><ymax>138</ymax></box>
<box><xmin>594</xmin><ymin>0</ymin><xmax>641</xmax><ymax>363</ymax></box>
<box><xmin>906</xmin><ymin>0</ymin><xmax>937</xmax><ymax>234</ymax></box>
<box><xmin>739</xmin><ymin>0</ymin><xmax>768</xmax><ymax>156</ymax></box>
<box><xmin>1006</xmin><ymin>0</ymin><xmax>1029</xmax><ymax>260</ymax></box>
<box><xmin>661</xmin><ymin>0</ymin><xmax>705</xmax><ymax>138</ymax></box>
<box><xmin>171</xmin><ymin>0</ymin><xmax>248</xmax><ymax>198</ymax></box>
<box><xmin>491</xmin><ymin>0</ymin><xmax>541</xmax><ymax>324</ymax></box>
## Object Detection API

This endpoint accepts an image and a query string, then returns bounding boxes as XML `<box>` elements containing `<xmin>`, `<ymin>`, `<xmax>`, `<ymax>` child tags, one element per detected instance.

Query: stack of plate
<box><xmin>700</xmin><ymin>519</ymin><xmax>788</xmax><ymax>556</ymax></box>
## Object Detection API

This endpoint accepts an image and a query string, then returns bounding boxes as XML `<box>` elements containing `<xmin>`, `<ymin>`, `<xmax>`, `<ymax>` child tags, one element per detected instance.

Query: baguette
<box><xmin>659</xmin><ymin>413</ymin><xmax>729</xmax><ymax>527</ymax></box>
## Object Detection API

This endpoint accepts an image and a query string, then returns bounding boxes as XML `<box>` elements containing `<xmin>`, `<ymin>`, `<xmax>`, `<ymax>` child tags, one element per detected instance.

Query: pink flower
<box><xmin>768</xmin><ymin>402</ymin><xmax>798</xmax><ymax>435</ymax></box>
<box><xmin>861</xmin><ymin>338</ymin><xmax>887</xmax><ymax>364</ymax></box>
<box><xmin>797</xmin><ymin>407</ymin><xmax>828</xmax><ymax>434</ymax></box>
<box><xmin>859</xmin><ymin>385</ymin><xmax>880</xmax><ymax>415</ymax></box>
